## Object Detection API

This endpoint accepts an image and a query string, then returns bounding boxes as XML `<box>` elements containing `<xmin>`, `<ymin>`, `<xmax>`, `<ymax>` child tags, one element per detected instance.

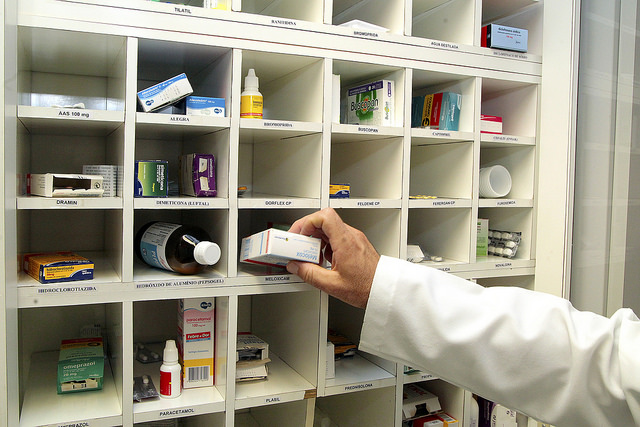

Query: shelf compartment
<box><xmin>481</xmin><ymin>78</ymin><xmax>538</xmax><ymax>138</ymax></box>
<box><xmin>235</xmin><ymin>290</ymin><xmax>320</xmax><ymax>408</ymax></box>
<box><xmin>316</xmin><ymin>386</ymin><xmax>396</xmax><ymax>425</ymax></box>
<box><xmin>410</xmin><ymin>141</ymin><xmax>473</xmax><ymax>200</ymax></box>
<box><xmin>19</xmin><ymin>303</ymin><xmax>124</xmax><ymax>427</ymax></box>
<box><xmin>240</xmin><ymin>0</ymin><xmax>323</xmax><ymax>23</ymax></box>
<box><xmin>237</xmin><ymin>208</ymin><xmax>317</xmax><ymax>279</ymax></box>
<box><xmin>17</xmin><ymin>210</ymin><xmax>125</xmax><ymax>285</ymax></box>
<box><xmin>330</xmin><ymin>137</ymin><xmax>403</xmax><ymax>200</ymax></box>
<box><xmin>17</xmin><ymin>27</ymin><xmax>127</xmax><ymax>111</ymax></box>
<box><xmin>477</xmin><ymin>206</ymin><xmax>533</xmax><ymax>262</ymax></box>
<box><xmin>482</xmin><ymin>1</ymin><xmax>543</xmax><ymax>56</ymax></box>
<box><xmin>236</xmin><ymin>400</ymin><xmax>310</xmax><ymax>427</ymax></box>
<box><xmin>238</xmin><ymin>133</ymin><xmax>322</xmax><ymax>201</ymax></box>
<box><xmin>136</xmin><ymin>112</ymin><xmax>231</xmax><ymax>139</ymax></box>
<box><xmin>335</xmin><ymin>208</ymin><xmax>402</xmax><ymax>258</ymax></box>
<box><xmin>331</xmin><ymin>0</ymin><xmax>406</xmax><ymax>35</ymax></box>
<box><xmin>137</xmin><ymin>39</ymin><xmax>231</xmax><ymax>117</ymax></box>
<box><xmin>333</xmin><ymin>60</ymin><xmax>405</xmax><ymax>128</ymax></box>
<box><xmin>476</xmin><ymin>274</ymin><xmax>535</xmax><ymax>291</ymax></box>
<box><xmin>407</xmin><ymin>207</ymin><xmax>473</xmax><ymax>265</ymax></box>
<box><xmin>17</xmin><ymin>105</ymin><xmax>124</xmax><ymax>136</ymax></box>
<box><xmin>133</xmin><ymin>298</ymin><xmax>228</xmax><ymax>423</ymax></box>
<box><xmin>480</xmin><ymin>145</ymin><xmax>535</xmax><ymax>200</ymax></box>
<box><xmin>414</xmin><ymin>379</ymin><xmax>465</xmax><ymax>423</ymax></box>
<box><xmin>410</xmin><ymin>0</ymin><xmax>476</xmax><ymax>47</ymax></box>
<box><xmin>133</xmin><ymin>209</ymin><xmax>229</xmax><ymax>280</ymax></box>
<box><xmin>240</xmin><ymin>50</ymin><xmax>324</xmax><ymax>123</ymax></box>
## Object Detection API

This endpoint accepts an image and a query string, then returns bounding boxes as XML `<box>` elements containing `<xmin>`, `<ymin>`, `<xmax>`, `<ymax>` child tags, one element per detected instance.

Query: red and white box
<box><xmin>480</xmin><ymin>114</ymin><xmax>503</xmax><ymax>134</ymax></box>
<box><xmin>177</xmin><ymin>298</ymin><xmax>215</xmax><ymax>388</ymax></box>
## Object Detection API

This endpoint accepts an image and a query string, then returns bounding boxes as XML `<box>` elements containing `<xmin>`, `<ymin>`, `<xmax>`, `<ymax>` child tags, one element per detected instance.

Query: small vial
<box><xmin>160</xmin><ymin>340</ymin><xmax>181</xmax><ymax>398</ymax></box>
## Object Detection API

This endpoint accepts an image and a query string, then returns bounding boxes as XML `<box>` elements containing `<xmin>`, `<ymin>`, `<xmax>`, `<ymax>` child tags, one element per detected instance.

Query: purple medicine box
<box><xmin>180</xmin><ymin>153</ymin><xmax>217</xmax><ymax>197</ymax></box>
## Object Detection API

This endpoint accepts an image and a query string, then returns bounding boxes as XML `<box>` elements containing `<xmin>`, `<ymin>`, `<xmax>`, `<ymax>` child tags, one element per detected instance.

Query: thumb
<box><xmin>287</xmin><ymin>261</ymin><xmax>335</xmax><ymax>291</ymax></box>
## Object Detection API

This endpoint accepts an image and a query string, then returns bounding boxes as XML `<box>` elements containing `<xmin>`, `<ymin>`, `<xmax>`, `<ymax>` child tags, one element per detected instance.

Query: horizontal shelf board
<box><xmin>323</xmin><ymin>354</ymin><xmax>396</xmax><ymax>397</ymax></box>
<box><xmin>234</xmin><ymin>354</ymin><xmax>315</xmax><ymax>410</ymax></box>
<box><xmin>480</xmin><ymin>133</ymin><xmax>536</xmax><ymax>146</ymax></box>
<box><xmin>478</xmin><ymin>198</ymin><xmax>533</xmax><ymax>208</ymax></box>
<box><xmin>412</xmin><ymin>259</ymin><xmax>471</xmax><ymax>274</ymax></box>
<box><xmin>408</xmin><ymin>198</ymin><xmax>472</xmax><ymax>208</ymax></box>
<box><xmin>470</xmin><ymin>257</ymin><xmax>535</xmax><ymax>271</ymax></box>
<box><xmin>236</xmin><ymin>264</ymin><xmax>298</xmax><ymax>285</ymax></box>
<box><xmin>133</xmin><ymin>344</ymin><xmax>225</xmax><ymax>423</ymax></box>
<box><xmin>459</xmin><ymin>266</ymin><xmax>535</xmax><ymax>280</ymax></box>
<box><xmin>17</xmin><ymin>196</ymin><xmax>123</xmax><ymax>210</ymax></box>
<box><xmin>403</xmin><ymin>370</ymin><xmax>438</xmax><ymax>384</ymax></box>
<box><xmin>20</xmin><ymin>351</ymin><xmax>122</xmax><ymax>427</ymax></box>
<box><xmin>329</xmin><ymin>199</ymin><xmax>402</xmax><ymax>209</ymax></box>
<box><xmin>133</xmin><ymin>262</ymin><xmax>226</xmax><ymax>285</ymax></box>
<box><xmin>18</xmin><ymin>105</ymin><xmax>124</xmax><ymax>136</ymax></box>
<box><xmin>136</xmin><ymin>112</ymin><xmax>230</xmax><ymax>139</ymax></box>
<box><xmin>411</xmin><ymin>128</ymin><xmax>474</xmax><ymax>144</ymax></box>
<box><xmin>240</xmin><ymin>119</ymin><xmax>322</xmax><ymax>143</ymax></box>
<box><xmin>238</xmin><ymin>195</ymin><xmax>321</xmax><ymax>209</ymax></box>
<box><xmin>134</xmin><ymin>197</ymin><xmax>229</xmax><ymax>209</ymax></box>
<box><xmin>331</xmin><ymin>123</ymin><xmax>404</xmax><ymax>142</ymax></box>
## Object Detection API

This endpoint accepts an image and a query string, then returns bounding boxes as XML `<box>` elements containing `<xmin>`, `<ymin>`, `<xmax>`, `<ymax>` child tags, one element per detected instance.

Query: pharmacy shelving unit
<box><xmin>0</xmin><ymin>0</ymin><xmax>575</xmax><ymax>426</ymax></box>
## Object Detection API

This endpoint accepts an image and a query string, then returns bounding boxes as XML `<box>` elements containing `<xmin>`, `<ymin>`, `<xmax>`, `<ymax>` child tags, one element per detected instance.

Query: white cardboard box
<box><xmin>177</xmin><ymin>298</ymin><xmax>214</xmax><ymax>388</ymax></box>
<box><xmin>27</xmin><ymin>173</ymin><xmax>104</xmax><ymax>197</ymax></box>
<box><xmin>240</xmin><ymin>228</ymin><xmax>321</xmax><ymax>268</ymax></box>
<box><xmin>402</xmin><ymin>383</ymin><xmax>442</xmax><ymax>419</ymax></box>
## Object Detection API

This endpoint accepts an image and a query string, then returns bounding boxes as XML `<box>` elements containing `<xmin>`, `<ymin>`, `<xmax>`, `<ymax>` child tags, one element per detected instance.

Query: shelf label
<box><xmin>430</xmin><ymin>41</ymin><xmax>460</xmax><ymax>50</ymax></box>
<box><xmin>58</xmin><ymin>109</ymin><xmax>91</xmax><ymax>119</ymax></box>
<box><xmin>437</xmin><ymin>267</ymin><xmax>451</xmax><ymax>272</ymax></box>
<box><xmin>490</xmin><ymin>135</ymin><xmax>520</xmax><ymax>143</ymax></box>
<box><xmin>263</xmin><ymin>121</ymin><xmax>294</xmax><ymax>128</ymax></box>
<box><xmin>420</xmin><ymin>373</ymin><xmax>436</xmax><ymax>380</ymax></box>
<box><xmin>174</xmin><ymin>6</ymin><xmax>193</xmax><ymax>14</ymax></box>
<box><xmin>264</xmin><ymin>200</ymin><xmax>293</xmax><ymax>207</ymax></box>
<box><xmin>357</xmin><ymin>126</ymin><xmax>379</xmax><ymax>134</ymax></box>
<box><xmin>344</xmin><ymin>383</ymin><xmax>374</xmax><ymax>392</ymax></box>
<box><xmin>491</xmin><ymin>50</ymin><xmax>529</xmax><ymax>60</ymax></box>
<box><xmin>356</xmin><ymin>201</ymin><xmax>381</xmax><ymax>207</ymax></box>
<box><xmin>56</xmin><ymin>199</ymin><xmax>82</xmax><ymax>207</ymax></box>
<box><xmin>265</xmin><ymin>396</ymin><xmax>282</xmax><ymax>404</ymax></box>
<box><xmin>271</xmin><ymin>18</ymin><xmax>297</xmax><ymax>27</ymax></box>
<box><xmin>155</xmin><ymin>200</ymin><xmax>212</xmax><ymax>207</ymax></box>
<box><xmin>159</xmin><ymin>407</ymin><xmax>197</xmax><ymax>417</ymax></box>
<box><xmin>37</xmin><ymin>285</ymin><xmax>97</xmax><ymax>295</ymax></box>
<box><xmin>495</xmin><ymin>262</ymin><xmax>513</xmax><ymax>269</ymax></box>
<box><xmin>496</xmin><ymin>200</ymin><xmax>517</xmax><ymax>206</ymax></box>
<box><xmin>53</xmin><ymin>422</ymin><xmax>91</xmax><ymax>427</ymax></box>
<box><xmin>432</xmin><ymin>200</ymin><xmax>457</xmax><ymax>207</ymax></box>
<box><xmin>136</xmin><ymin>278</ymin><xmax>225</xmax><ymax>289</ymax></box>
<box><xmin>262</xmin><ymin>275</ymin><xmax>293</xmax><ymax>283</ymax></box>
<box><xmin>431</xmin><ymin>131</ymin><xmax>452</xmax><ymax>138</ymax></box>
<box><xmin>169</xmin><ymin>115</ymin><xmax>190</xmax><ymax>122</ymax></box>
<box><xmin>353</xmin><ymin>30</ymin><xmax>379</xmax><ymax>38</ymax></box>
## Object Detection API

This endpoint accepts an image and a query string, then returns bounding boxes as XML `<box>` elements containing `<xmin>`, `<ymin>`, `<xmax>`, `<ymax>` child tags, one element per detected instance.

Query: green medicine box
<box><xmin>57</xmin><ymin>337</ymin><xmax>104</xmax><ymax>394</ymax></box>
<box><xmin>135</xmin><ymin>160</ymin><xmax>168</xmax><ymax>197</ymax></box>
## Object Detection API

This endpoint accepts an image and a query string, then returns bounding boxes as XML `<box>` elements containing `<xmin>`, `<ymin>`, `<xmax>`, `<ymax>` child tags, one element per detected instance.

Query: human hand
<box><xmin>286</xmin><ymin>208</ymin><xmax>380</xmax><ymax>309</ymax></box>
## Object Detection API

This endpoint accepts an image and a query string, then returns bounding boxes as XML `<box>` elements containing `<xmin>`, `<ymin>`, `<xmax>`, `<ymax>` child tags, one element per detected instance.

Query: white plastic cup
<box><xmin>479</xmin><ymin>165</ymin><xmax>512</xmax><ymax>198</ymax></box>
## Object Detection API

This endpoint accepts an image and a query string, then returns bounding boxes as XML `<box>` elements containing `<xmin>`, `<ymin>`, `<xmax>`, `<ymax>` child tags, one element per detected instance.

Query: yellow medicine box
<box><xmin>24</xmin><ymin>252</ymin><xmax>94</xmax><ymax>284</ymax></box>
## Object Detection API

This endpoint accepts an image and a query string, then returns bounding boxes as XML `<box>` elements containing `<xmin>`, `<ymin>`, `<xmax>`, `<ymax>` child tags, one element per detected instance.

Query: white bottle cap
<box><xmin>245</xmin><ymin>68</ymin><xmax>259</xmax><ymax>90</ymax></box>
<box><xmin>163</xmin><ymin>340</ymin><xmax>178</xmax><ymax>363</ymax></box>
<box><xmin>194</xmin><ymin>241</ymin><xmax>221</xmax><ymax>265</ymax></box>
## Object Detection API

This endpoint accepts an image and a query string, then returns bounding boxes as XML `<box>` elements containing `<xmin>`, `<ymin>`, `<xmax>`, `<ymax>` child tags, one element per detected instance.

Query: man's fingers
<box><xmin>288</xmin><ymin>208</ymin><xmax>346</xmax><ymax>240</ymax></box>
<box><xmin>287</xmin><ymin>261</ymin><xmax>338</xmax><ymax>293</ymax></box>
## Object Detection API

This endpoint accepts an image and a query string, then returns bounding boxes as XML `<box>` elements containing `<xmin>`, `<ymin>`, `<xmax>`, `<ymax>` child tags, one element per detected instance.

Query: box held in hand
<box><xmin>240</xmin><ymin>228</ymin><xmax>321</xmax><ymax>268</ymax></box>
<box><xmin>27</xmin><ymin>173</ymin><xmax>104</xmax><ymax>197</ymax></box>
<box><xmin>57</xmin><ymin>337</ymin><xmax>104</xmax><ymax>394</ymax></box>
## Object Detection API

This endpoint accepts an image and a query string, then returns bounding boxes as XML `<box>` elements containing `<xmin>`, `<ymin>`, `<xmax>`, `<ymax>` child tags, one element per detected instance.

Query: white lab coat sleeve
<box><xmin>359</xmin><ymin>256</ymin><xmax>640</xmax><ymax>427</ymax></box>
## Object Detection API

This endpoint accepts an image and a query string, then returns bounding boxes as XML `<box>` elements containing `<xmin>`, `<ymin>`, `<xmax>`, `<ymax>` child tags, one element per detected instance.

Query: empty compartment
<box><xmin>335</xmin><ymin>208</ymin><xmax>401</xmax><ymax>258</ymax></box>
<box><xmin>477</xmin><ymin>207</ymin><xmax>533</xmax><ymax>262</ymax></box>
<box><xmin>133</xmin><ymin>209</ymin><xmax>229</xmax><ymax>280</ymax></box>
<box><xmin>407</xmin><ymin>208</ymin><xmax>472</xmax><ymax>265</ymax></box>
<box><xmin>17</xmin><ymin>209</ymin><xmax>124</xmax><ymax>286</ymax></box>
<box><xmin>235</xmin><ymin>400</ymin><xmax>311</xmax><ymax>426</ymax></box>
<box><xmin>235</xmin><ymin>290</ymin><xmax>320</xmax><ymax>408</ymax></box>
<box><xmin>240</xmin><ymin>51</ymin><xmax>324</xmax><ymax>123</ymax></box>
<box><xmin>481</xmin><ymin>78</ymin><xmax>538</xmax><ymax>138</ymax></box>
<box><xmin>19</xmin><ymin>303</ymin><xmax>123</xmax><ymax>427</ymax></box>
<box><xmin>133</xmin><ymin>297</ymin><xmax>229</xmax><ymax>422</ymax></box>
<box><xmin>410</xmin><ymin>0</ymin><xmax>476</xmax><ymax>46</ymax></box>
<box><xmin>315</xmin><ymin>387</ymin><xmax>396</xmax><ymax>425</ymax></box>
<box><xmin>154</xmin><ymin>411</ymin><xmax>226</xmax><ymax>426</ymax></box>
<box><xmin>137</xmin><ymin>39</ymin><xmax>232</xmax><ymax>115</ymax></box>
<box><xmin>240</xmin><ymin>0</ymin><xmax>323</xmax><ymax>23</ymax></box>
<box><xmin>238</xmin><ymin>133</ymin><xmax>322</xmax><ymax>200</ymax></box>
<box><xmin>330</xmin><ymin>137</ymin><xmax>403</xmax><ymax>200</ymax></box>
<box><xmin>332</xmin><ymin>0</ymin><xmax>405</xmax><ymax>35</ymax></box>
<box><xmin>476</xmin><ymin>274</ymin><xmax>535</xmax><ymax>290</ymax></box>
<box><xmin>17</xmin><ymin>27</ymin><xmax>126</xmax><ymax>110</ymax></box>
<box><xmin>237</xmin><ymin>208</ymin><xmax>317</xmax><ymax>276</ymax></box>
<box><xmin>480</xmin><ymin>145</ymin><xmax>535</xmax><ymax>200</ymax></box>
<box><xmin>482</xmin><ymin>1</ymin><xmax>543</xmax><ymax>56</ymax></box>
<box><xmin>410</xmin><ymin>142</ymin><xmax>473</xmax><ymax>200</ymax></box>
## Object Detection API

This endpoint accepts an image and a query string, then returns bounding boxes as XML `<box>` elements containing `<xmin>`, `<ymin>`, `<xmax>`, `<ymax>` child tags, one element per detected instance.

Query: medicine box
<box><xmin>27</xmin><ymin>173</ymin><xmax>104</xmax><ymax>198</ymax></box>
<box><xmin>481</xmin><ymin>24</ymin><xmax>528</xmax><ymax>53</ymax></box>
<box><xmin>186</xmin><ymin>96</ymin><xmax>225</xmax><ymax>117</ymax></box>
<box><xmin>82</xmin><ymin>165</ymin><xmax>121</xmax><ymax>197</ymax></box>
<box><xmin>240</xmin><ymin>228</ymin><xmax>321</xmax><ymax>268</ymax></box>
<box><xmin>412</xmin><ymin>92</ymin><xmax>462</xmax><ymax>131</ymax></box>
<box><xmin>329</xmin><ymin>184</ymin><xmax>350</xmax><ymax>199</ymax></box>
<box><xmin>236</xmin><ymin>333</ymin><xmax>269</xmax><ymax>362</ymax></box>
<box><xmin>326</xmin><ymin>341</ymin><xmax>335</xmax><ymax>379</ymax></box>
<box><xmin>346</xmin><ymin>79</ymin><xmax>394</xmax><ymax>126</ymax></box>
<box><xmin>477</xmin><ymin>219</ymin><xmax>489</xmax><ymax>257</ymax></box>
<box><xmin>437</xmin><ymin>413</ymin><xmax>459</xmax><ymax>426</ymax></box>
<box><xmin>177</xmin><ymin>298</ymin><xmax>215</xmax><ymax>388</ymax></box>
<box><xmin>480</xmin><ymin>114</ymin><xmax>503</xmax><ymax>134</ymax></box>
<box><xmin>57</xmin><ymin>337</ymin><xmax>104</xmax><ymax>394</ymax></box>
<box><xmin>180</xmin><ymin>153</ymin><xmax>217</xmax><ymax>197</ymax></box>
<box><xmin>402</xmin><ymin>383</ymin><xmax>442</xmax><ymax>419</ymax></box>
<box><xmin>137</xmin><ymin>73</ymin><xmax>193</xmax><ymax>113</ymax></box>
<box><xmin>134</xmin><ymin>160</ymin><xmax>168</xmax><ymax>197</ymax></box>
<box><xmin>24</xmin><ymin>252</ymin><xmax>94</xmax><ymax>284</ymax></box>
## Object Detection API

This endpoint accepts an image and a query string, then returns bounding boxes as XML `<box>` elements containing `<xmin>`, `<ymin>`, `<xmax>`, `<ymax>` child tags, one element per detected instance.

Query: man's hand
<box><xmin>286</xmin><ymin>208</ymin><xmax>380</xmax><ymax>309</ymax></box>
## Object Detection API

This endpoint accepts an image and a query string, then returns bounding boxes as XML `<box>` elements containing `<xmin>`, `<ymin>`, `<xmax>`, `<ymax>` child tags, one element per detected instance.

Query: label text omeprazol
<box><xmin>58</xmin><ymin>423</ymin><xmax>90</xmax><ymax>427</ymax></box>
